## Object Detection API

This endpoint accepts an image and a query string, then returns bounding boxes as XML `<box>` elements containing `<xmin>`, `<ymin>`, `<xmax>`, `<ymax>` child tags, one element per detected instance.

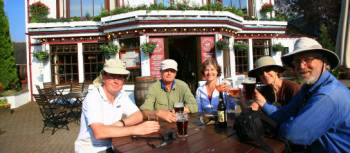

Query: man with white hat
<box><xmin>253</xmin><ymin>37</ymin><xmax>350</xmax><ymax>153</ymax></box>
<box><xmin>141</xmin><ymin>59</ymin><xmax>198</xmax><ymax>123</ymax></box>
<box><xmin>75</xmin><ymin>59</ymin><xmax>160</xmax><ymax>153</ymax></box>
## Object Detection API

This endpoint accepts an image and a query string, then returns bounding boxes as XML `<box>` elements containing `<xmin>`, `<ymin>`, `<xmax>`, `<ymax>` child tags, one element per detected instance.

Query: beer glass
<box><xmin>174</xmin><ymin>102</ymin><xmax>184</xmax><ymax>113</ymax></box>
<box><xmin>242</xmin><ymin>77</ymin><xmax>256</xmax><ymax>101</ymax></box>
<box><xmin>176</xmin><ymin>113</ymin><xmax>188</xmax><ymax>137</ymax></box>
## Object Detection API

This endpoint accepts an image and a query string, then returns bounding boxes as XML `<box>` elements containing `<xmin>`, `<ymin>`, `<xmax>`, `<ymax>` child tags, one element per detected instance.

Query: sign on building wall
<box><xmin>149</xmin><ymin>37</ymin><xmax>165</xmax><ymax>78</ymax></box>
<box><xmin>200</xmin><ymin>36</ymin><xmax>215</xmax><ymax>63</ymax></box>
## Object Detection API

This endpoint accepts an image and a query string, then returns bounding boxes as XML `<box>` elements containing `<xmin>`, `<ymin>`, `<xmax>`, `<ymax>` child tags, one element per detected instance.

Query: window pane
<box><xmin>222</xmin><ymin>0</ymin><xmax>247</xmax><ymax>9</ymax></box>
<box><xmin>83</xmin><ymin>43</ymin><xmax>104</xmax><ymax>82</ymax></box>
<box><xmin>70</xmin><ymin>0</ymin><xmax>81</xmax><ymax>17</ymax></box>
<box><xmin>82</xmin><ymin>0</ymin><xmax>93</xmax><ymax>17</ymax></box>
<box><xmin>51</xmin><ymin>44</ymin><xmax>79</xmax><ymax>84</ymax></box>
<box><xmin>94</xmin><ymin>0</ymin><xmax>105</xmax><ymax>16</ymax></box>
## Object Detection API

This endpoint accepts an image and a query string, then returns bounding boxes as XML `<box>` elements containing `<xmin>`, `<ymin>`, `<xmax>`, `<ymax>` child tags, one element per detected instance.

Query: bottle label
<box><xmin>217</xmin><ymin>111</ymin><xmax>225</xmax><ymax>122</ymax></box>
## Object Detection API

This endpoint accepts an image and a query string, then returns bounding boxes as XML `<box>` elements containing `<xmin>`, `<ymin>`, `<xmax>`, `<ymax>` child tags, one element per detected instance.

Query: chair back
<box><xmin>70</xmin><ymin>83</ymin><xmax>84</xmax><ymax>93</ymax></box>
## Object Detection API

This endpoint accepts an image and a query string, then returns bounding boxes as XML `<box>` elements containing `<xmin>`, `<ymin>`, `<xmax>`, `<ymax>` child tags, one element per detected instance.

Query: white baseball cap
<box><xmin>160</xmin><ymin>59</ymin><xmax>178</xmax><ymax>71</ymax></box>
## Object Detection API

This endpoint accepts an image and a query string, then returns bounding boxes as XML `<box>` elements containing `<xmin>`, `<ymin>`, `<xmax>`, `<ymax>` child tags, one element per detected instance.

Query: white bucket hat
<box><xmin>248</xmin><ymin>56</ymin><xmax>285</xmax><ymax>77</ymax></box>
<box><xmin>281</xmin><ymin>37</ymin><xmax>339</xmax><ymax>69</ymax></box>
<box><xmin>161</xmin><ymin>59</ymin><xmax>178</xmax><ymax>71</ymax></box>
<box><xmin>103</xmin><ymin>58</ymin><xmax>130</xmax><ymax>75</ymax></box>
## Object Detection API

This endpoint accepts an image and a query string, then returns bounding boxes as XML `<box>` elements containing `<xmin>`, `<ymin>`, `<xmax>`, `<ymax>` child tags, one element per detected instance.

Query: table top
<box><xmin>112</xmin><ymin>114</ymin><xmax>285</xmax><ymax>153</ymax></box>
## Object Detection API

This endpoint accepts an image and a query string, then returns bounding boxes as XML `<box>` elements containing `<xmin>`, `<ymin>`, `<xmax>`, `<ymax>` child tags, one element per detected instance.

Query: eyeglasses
<box><xmin>292</xmin><ymin>56</ymin><xmax>319</xmax><ymax>67</ymax></box>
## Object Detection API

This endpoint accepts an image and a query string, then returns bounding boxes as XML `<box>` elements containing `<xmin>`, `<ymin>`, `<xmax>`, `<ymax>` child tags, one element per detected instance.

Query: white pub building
<box><xmin>25</xmin><ymin>0</ymin><xmax>297</xmax><ymax>101</ymax></box>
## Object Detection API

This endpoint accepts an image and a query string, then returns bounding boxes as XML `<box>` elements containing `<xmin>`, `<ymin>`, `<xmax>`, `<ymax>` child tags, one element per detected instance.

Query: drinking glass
<box><xmin>176</xmin><ymin>113</ymin><xmax>188</xmax><ymax>137</ymax></box>
<box><xmin>242</xmin><ymin>77</ymin><xmax>256</xmax><ymax>101</ymax></box>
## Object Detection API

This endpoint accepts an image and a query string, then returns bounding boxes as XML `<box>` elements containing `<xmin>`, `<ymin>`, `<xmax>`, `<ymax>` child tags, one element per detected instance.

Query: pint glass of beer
<box><xmin>176</xmin><ymin>113</ymin><xmax>188</xmax><ymax>137</ymax></box>
<box><xmin>242</xmin><ymin>77</ymin><xmax>256</xmax><ymax>101</ymax></box>
<box><xmin>174</xmin><ymin>102</ymin><xmax>184</xmax><ymax>113</ymax></box>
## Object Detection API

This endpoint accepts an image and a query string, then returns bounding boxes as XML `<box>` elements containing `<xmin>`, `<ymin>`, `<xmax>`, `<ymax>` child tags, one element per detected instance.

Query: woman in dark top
<box><xmin>249</xmin><ymin>56</ymin><xmax>300</xmax><ymax>107</ymax></box>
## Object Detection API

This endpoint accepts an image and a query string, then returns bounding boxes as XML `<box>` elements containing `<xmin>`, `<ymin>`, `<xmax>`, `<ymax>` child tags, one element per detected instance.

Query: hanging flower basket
<box><xmin>33</xmin><ymin>51</ymin><xmax>49</xmax><ymax>62</ymax></box>
<box><xmin>234</xmin><ymin>42</ymin><xmax>248</xmax><ymax>52</ymax></box>
<box><xmin>141</xmin><ymin>42</ymin><xmax>157</xmax><ymax>54</ymax></box>
<box><xmin>260</xmin><ymin>3</ymin><xmax>273</xmax><ymax>13</ymax></box>
<box><xmin>100</xmin><ymin>43</ymin><xmax>119</xmax><ymax>55</ymax></box>
<box><xmin>215</xmin><ymin>39</ymin><xmax>228</xmax><ymax>50</ymax></box>
<box><xmin>272</xmin><ymin>43</ymin><xmax>285</xmax><ymax>52</ymax></box>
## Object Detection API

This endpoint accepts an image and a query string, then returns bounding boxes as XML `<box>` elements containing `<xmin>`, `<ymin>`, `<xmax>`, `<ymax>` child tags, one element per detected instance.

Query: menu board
<box><xmin>200</xmin><ymin>36</ymin><xmax>215</xmax><ymax>63</ymax></box>
<box><xmin>120</xmin><ymin>50</ymin><xmax>140</xmax><ymax>68</ymax></box>
<box><xmin>149</xmin><ymin>37</ymin><xmax>165</xmax><ymax>78</ymax></box>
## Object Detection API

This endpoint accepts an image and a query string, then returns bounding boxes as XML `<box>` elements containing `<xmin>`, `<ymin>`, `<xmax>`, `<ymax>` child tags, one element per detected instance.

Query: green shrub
<box><xmin>100</xmin><ymin>43</ymin><xmax>119</xmax><ymax>54</ymax></box>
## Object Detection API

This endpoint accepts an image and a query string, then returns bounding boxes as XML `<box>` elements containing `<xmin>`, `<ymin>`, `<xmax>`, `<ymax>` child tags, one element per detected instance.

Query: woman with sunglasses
<box><xmin>248</xmin><ymin>56</ymin><xmax>300</xmax><ymax>109</ymax></box>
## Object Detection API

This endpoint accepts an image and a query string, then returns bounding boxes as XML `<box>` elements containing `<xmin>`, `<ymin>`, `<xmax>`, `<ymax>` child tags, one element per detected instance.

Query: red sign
<box><xmin>200</xmin><ymin>36</ymin><xmax>215</xmax><ymax>63</ymax></box>
<box><xmin>149</xmin><ymin>37</ymin><xmax>165</xmax><ymax>78</ymax></box>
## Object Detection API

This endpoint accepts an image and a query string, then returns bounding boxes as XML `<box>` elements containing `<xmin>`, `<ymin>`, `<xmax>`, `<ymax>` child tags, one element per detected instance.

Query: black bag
<box><xmin>234</xmin><ymin>109</ymin><xmax>276</xmax><ymax>153</ymax></box>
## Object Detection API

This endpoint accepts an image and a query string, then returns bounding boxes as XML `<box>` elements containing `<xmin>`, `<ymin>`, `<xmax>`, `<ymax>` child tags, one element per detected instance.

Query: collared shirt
<box><xmin>195</xmin><ymin>83</ymin><xmax>236</xmax><ymax>113</ymax></box>
<box><xmin>140</xmin><ymin>79</ymin><xmax>198</xmax><ymax>112</ymax></box>
<box><xmin>75</xmin><ymin>85</ymin><xmax>139</xmax><ymax>153</ymax></box>
<box><xmin>262</xmin><ymin>71</ymin><xmax>350</xmax><ymax>153</ymax></box>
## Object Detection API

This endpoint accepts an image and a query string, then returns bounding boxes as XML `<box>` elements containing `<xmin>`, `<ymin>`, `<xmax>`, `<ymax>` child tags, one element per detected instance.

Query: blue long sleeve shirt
<box><xmin>195</xmin><ymin>83</ymin><xmax>235</xmax><ymax>113</ymax></box>
<box><xmin>262</xmin><ymin>71</ymin><xmax>350</xmax><ymax>153</ymax></box>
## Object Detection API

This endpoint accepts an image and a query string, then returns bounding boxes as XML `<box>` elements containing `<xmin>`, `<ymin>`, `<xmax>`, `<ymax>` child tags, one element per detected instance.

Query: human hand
<box><xmin>133</xmin><ymin>121</ymin><xmax>160</xmax><ymax>135</ymax></box>
<box><xmin>254</xmin><ymin>89</ymin><xmax>266</xmax><ymax>107</ymax></box>
<box><xmin>184</xmin><ymin>106</ymin><xmax>190</xmax><ymax>113</ymax></box>
<box><xmin>156</xmin><ymin>110</ymin><xmax>176</xmax><ymax>123</ymax></box>
<box><xmin>250</xmin><ymin>102</ymin><xmax>260</xmax><ymax>111</ymax></box>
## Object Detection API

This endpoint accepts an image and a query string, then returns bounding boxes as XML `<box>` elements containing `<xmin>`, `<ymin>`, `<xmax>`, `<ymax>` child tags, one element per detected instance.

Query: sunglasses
<box><xmin>105</xmin><ymin>73</ymin><xmax>127</xmax><ymax>80</ymax></box>
<box><xmin>256</xmin><ymin>67</ymin><xmax>274</xmax><ymax>76</ymax></box>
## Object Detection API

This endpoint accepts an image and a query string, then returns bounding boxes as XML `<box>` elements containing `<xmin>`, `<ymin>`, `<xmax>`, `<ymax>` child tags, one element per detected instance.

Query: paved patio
<box><xmin>0</xmin><ymin>101</ymin><xmax>79</xmax><ymax>152</ymax></box>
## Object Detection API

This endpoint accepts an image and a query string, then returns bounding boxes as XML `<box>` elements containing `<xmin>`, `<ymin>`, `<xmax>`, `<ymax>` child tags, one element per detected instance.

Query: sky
<box><xmin>4</xmin><ymin>0</ymin><xmax>25</xmax><ymax>42</ymax></box>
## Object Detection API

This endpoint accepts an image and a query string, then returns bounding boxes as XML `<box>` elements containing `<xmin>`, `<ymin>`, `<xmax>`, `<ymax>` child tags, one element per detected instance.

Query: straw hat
<box><xmin>248</xmin><ymin>56</ymin><xmax>285</xmax><ymax>77</ymax></box>
<box><xmin>281</xmin><ymin>37</ymin><xmax>339</xmax><ymax>69</ymax></box>
<box><xmin>161</xmin><ymin>59</ymin><xmax>178</xmax><ymax>71</ymax></box>
<box><xmin>103</xmin><ymin>58</ymin><xmax>129</xmax><ymax>75</ymax></box>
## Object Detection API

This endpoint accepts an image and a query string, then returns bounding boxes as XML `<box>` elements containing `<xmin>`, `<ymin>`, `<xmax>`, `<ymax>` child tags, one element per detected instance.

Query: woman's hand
<box><xmin>254</xmin><ymin>89</ymin><xmax>267</xmax><ymax>108</ymax></box>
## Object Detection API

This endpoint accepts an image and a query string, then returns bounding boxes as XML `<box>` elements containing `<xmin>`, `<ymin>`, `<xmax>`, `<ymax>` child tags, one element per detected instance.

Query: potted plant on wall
<box><xmin>215</xmin><ymin>39</ymin><xmax>228</xmax><ymax>50</ymax></box>
<box><xmin>234</xmin><ymin>42</ymin><xmax>248</xmax><ymax>52</ymax></box>
<box><xmin>33</xmin><ymin>51</ymin><xmax>49</xmax><ymax>62</ymax></box>
<box><xmin>29</xmin><ymin>2</ymin><xmax>49</xmax><ymax>23</ymax></box>
<box><xmin>100</xmin><ymin>43</ymin><xmax>119</xmax><ymax>59</ymax></box>
<box><xmin>140</xmin><ymin>42</ymin><xmax>157</xmax><ymax>54</ymax></box>
<box><xmin>260</xmin><ymin>3</ymin><xmax>273</xmax><ymax>19</ymax></box>
<box><xmin>272</xmin><ymin>43</ymin><xmax>286</xmax><ymax>54</ymax></box>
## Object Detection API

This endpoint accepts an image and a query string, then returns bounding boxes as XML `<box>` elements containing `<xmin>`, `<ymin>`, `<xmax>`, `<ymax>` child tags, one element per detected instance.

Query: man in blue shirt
<box><xmin>253</xmin><ymin>37</ymin><xmax>350</xmax><ymax>153</ymax></box>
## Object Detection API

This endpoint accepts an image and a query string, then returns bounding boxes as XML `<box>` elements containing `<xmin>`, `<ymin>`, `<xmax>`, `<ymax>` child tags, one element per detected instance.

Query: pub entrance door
<box><xmin>167</xmin><ymin>36</ymin><xmax>199</xmax><ymax>94</ymax></box>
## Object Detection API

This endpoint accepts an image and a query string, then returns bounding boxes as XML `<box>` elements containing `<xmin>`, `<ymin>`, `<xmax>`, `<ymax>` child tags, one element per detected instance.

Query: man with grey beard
<box><xmin>252</xmin><ymin>37</ymin><xmax>350</xmax><ymax>153</ymax></box>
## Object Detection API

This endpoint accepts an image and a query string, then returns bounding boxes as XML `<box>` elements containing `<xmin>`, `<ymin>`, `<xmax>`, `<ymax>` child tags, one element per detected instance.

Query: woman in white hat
<box><xmin>248</xmin><ymin>56</ymin><xmax>300</xmax><ymax>108</ymax></box>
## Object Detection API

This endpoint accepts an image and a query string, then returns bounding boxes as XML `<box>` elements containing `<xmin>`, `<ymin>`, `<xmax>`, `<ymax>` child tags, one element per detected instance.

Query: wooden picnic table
<box><xmin>112</xmin><ymin>113</ymin><xmax>285</xmax><ymax>153</ymax></box>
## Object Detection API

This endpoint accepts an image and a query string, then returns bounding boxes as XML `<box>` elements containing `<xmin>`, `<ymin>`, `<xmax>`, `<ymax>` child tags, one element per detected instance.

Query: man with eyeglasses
<box><xmin>252</xmin><ymin>37</ymin><xmax>350</xmax><ymax>153</ymax></box>
<box><xmin>141</xmin><ymin>59</ymin><xmax>198</xmax><ymax>123</ymax></box>
<box><xmin>75</xmin><ymin>59</ymin><xmax>160</xmax><ymax>153</ymax></box>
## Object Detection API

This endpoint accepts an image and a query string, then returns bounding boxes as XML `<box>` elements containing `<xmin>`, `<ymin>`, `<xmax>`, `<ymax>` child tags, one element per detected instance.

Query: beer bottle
<box><xmin>217</xmin><ymin>92</ymin><xmax>227</xmax><ymax>128</ymax></box>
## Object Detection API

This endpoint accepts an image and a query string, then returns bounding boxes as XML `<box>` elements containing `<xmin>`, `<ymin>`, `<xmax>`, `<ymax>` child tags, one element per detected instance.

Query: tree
<box><xmin>280</xmin><ymin>0</ymin><xmax>341</xmax><ymax>44</ymax></box>
<box><xmin>318</xmin><ymin>24</ymin><xmax>334</xmax><ymax>51</ymax></box>
<box><xmin>0</xmin><ymin>0</ymin><xmax>19</xmax><ymax>90</ymax></box>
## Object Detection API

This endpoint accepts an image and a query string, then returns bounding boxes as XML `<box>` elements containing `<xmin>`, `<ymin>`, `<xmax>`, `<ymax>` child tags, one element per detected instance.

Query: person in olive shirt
<box><xmin>141</xmin><ymin>59</ymin><xmax>198</xmax><ymax>123</ymax></box>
